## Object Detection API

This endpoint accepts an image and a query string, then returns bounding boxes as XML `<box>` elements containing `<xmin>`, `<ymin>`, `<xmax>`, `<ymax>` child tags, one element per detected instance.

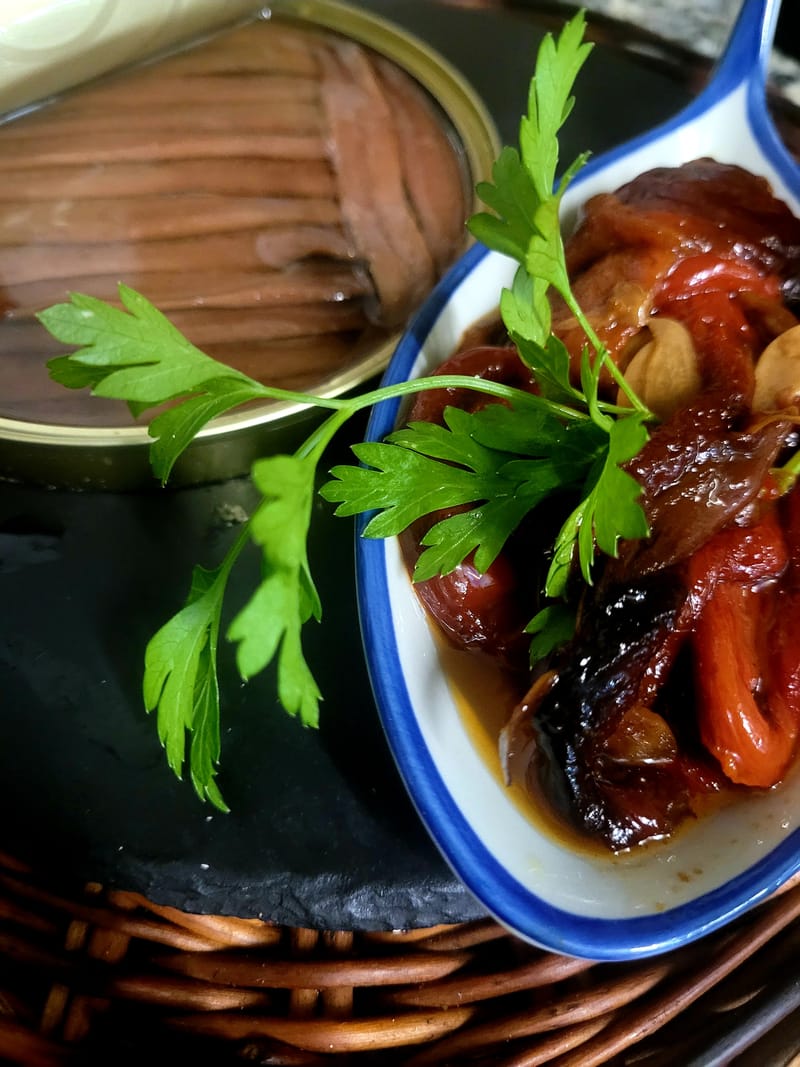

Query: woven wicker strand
<box><xmin>0</xmin><ymin>852</ymin><xmax>799</xmax><ymax>1065</ymax></box>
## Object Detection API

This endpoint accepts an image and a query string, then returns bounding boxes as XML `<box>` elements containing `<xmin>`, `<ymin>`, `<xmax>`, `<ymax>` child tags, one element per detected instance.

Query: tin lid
<box><xmin>0</xmin><ymin>0</ymin><xmax>500</xmax><ymax>489</ymax></box>
<box><xmin>0</xmin><ymin>0</ymin><xmax>259</xmax><ymax>116</ymax></box>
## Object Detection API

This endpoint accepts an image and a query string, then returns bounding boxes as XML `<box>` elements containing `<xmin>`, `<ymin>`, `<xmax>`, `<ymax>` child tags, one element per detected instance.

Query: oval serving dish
<box><xmin>358</xmin><ymin>250</ymin><xmax>800</xmax><ymax>963</ymax></box>
<box><xmin>0</xmin><ymin>0</ymin><xmax>498</xmax><ymax>489</ymax></box>
<box><xmin>356</xmin><ymin>36</ymin><xmax>800</xmax><ymax>961</ymax></box>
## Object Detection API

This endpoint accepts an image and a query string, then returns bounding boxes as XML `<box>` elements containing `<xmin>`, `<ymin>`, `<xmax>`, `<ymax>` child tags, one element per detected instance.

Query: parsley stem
<box><xmin>293</xmin><ymin>372</ymin><xmax>592</xmax><ymax>479</ymax></box>
<box><xmin>239</xmin><ymin>373</ymin><xmax>594</xmax><ymax>473</ymax></box>
<box><xmin>560</xmin><ymin>291</ymin><xmax>650</xmax><ymax>416</ymax></box>
<box><xmin>241</xmin><ymin>373</ymin><xmax>592</xmax><ymax>425</ymax></box>
<box><xmin>345</xmin><ymin>375</ymin><xmax>588</xmax><ymax>420</ymax></box>
<box><xmin>295</xmin><ymin>405</ymin><xmax>355</xmax><ymax>463</ymax></box>
<box><xmin>218</xmin><ymin>520</ymin><xmax>254</xmax><ymax>578</ymax></box>
<box><xmin>604</xmin><ymin>355</ymin><xmax>650</xmax><ymax>413</ymax></box>
<box><xmin>777</xmin><ymin>450</ymin><xmax>800</xmax><ymax>489</ymax></box>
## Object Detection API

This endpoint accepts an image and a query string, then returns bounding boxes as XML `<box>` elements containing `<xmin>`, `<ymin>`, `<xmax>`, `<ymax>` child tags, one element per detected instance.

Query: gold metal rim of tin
<box><xmin>0</xmin><ymin>0</ymin><xmax>500</xmax><ymax>491</ymax></box>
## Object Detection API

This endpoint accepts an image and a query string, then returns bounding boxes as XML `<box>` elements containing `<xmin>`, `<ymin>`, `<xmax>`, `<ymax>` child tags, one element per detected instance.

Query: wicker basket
<box><xmin>0</xmin><ymin>851</ymin><xmax>798</xmax><ymax>1066</ymax></box>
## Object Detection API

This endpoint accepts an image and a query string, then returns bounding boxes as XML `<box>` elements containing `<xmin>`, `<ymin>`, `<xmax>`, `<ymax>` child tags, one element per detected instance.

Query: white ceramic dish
<box><xmin>356</xmin><ymin>0</ymin><xmax>800</xmax><ymax>960</ymax></box>
<box><xmin>357</xmin><ymin>241</ymin><xmax>800</xmax><ymax>960</ymax></box>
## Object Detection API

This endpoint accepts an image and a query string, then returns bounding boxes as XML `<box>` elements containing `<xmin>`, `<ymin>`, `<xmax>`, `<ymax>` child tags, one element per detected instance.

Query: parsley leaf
<box><xmin>142</xmin><ymin>560</ymin><xmax>231</xmax><ymax>810</ymax></box>
<box><xmin>527</xmin><ymin>603</ymin><xmax>577</xmax><ymax>663</ymax></box>
<box><xmin>41</xmin><ymin>284</ymin><xmax>242</xmax><ymax>404</ymax></box>
<box><xmin>335</xmin><ymin>9</ymin><xmax>652</xmax><ymax>621</ymax></box>
<box><xmin>547</xmin><ymin>411</ymin><xmax>650</xmax><ymax>597</ymax></box>
<box><xmin>322</xmin><ymin>400</ymin><xmax>600</xmax><ymax>581</ymax></box>
<box><xmin>140</xmin><ymin>451</ymin><xmax>324</xmax><ymax>810</ymax></box>
<box><xmin>228</xmin><ymin>453</ymin><xmax>322</xmax><ymax>726</ymax></box>
<box><xmin>465</xmin><ymin>9</ymin><xmax>652</xmax><ymax>625</ymax></box>
<box><xmin>147</xmin><ymin>379</ymin><xmax>271</xmax><ymax>484</ymax></box>
<box><xmin>469</xmin><ymin>10</ymin><xmax>591</xmax><ymax>366</ymax></box>
<box><xmin>40</xmin><ymin>283</ymin><xmax>317</xmax><ymax>483</ymax></box>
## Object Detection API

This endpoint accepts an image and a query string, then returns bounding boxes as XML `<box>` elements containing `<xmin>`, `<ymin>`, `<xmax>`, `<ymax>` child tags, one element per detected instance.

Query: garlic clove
<box><xmin>753</xmin><ymin>323</ymin><xmax>800</xmax><ymax>412</ymax></box>
<box><xmin>617</xmin><ymin>316</ymin><xmax>702</xmax><ymax>421</ymax></box>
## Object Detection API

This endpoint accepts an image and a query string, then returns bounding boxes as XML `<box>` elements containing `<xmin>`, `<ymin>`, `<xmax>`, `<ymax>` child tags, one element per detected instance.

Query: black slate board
<box><xmin>1</xmin><ymin>450</ymin><xmax>482</xmax><ymax>927</ymax></box>
<box><xmin>0</xmin><ymin>1</ymin><xmax>702</xmax><ymax>928</ymax></box>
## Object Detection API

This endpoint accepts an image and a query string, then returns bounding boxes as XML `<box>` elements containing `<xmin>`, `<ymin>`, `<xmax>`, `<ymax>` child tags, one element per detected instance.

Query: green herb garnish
<box><xmin>39</xmin><ymin>10</ymin><xmax>652</xmax><ymax>809</ymax></box>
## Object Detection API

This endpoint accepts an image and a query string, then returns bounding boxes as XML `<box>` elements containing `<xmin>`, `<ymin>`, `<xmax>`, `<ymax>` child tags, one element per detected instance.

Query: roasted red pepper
<box><xmin>411</xmin><ymin>549</ymin><xmax>529</xmax><ymax>667</ymax></box>
<box><xmin>400</xmin><ymin>344</ymin><xmax>540</xmax><ymax>668</ymax></box>
<box><xmin>691</xmin><ymin>501</ymin><xmax>800</xmax><ymax>787</ymax></box>
<box><xmin>763</xmin><ymin>485</ymin><xmax>800</xmax><ymax>760</ymax></box>
<box><xmin>656</xmin><ymin>252</ymin><xmax>780</xmax><ymax>307</ymax></box>
<box><xmin>405</xmin><ymin>344</ymin><xmax>534</xmax><ymax>426</ymax></box>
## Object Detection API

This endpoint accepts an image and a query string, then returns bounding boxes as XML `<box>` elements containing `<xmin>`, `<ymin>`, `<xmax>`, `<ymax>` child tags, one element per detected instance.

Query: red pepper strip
<box><xmin>694</xmin><ymin>583</ymin><xmax>792</xmax><ymax>787</ymax></box>
<box><xmin>654</xmin><ymin>287</ymin><xmax>758</xmax><ymax>399</ymax></box>
<box><xmin>651</xmin><ymin>252</ymin><xmax>783</xmax><ymax>402</ymax></box>
<box><xmin>686</xmin><ymin>504</ymin><xmax>788</xmax><ymax>606</ymax></box>
<box><xmin>765</xmin><ymin>583</ymin><xmax>800</xmax><ymax>752</ymax></box>
<box><xmin>635</xmin><ymin>504</ymin><xmax>787</xmax><ymax>707</ymax></box>
<box><xmin>656</xmin><ymin>252</ymin><xmax>780</xmax><ymax>306</ymax></box>
<box><xmin>762</xmin><ymin>486</ymin><xmax>800</xmax><ymax>746</ymax></box>
<box><xmin>691</xmin><ymin>508</ymin><xmax>798</xmax><ymax>787</ymax></box>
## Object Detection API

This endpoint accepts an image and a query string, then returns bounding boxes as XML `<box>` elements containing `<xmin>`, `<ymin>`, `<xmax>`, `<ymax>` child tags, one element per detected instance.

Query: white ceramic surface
<box><xmin>0</xmin><ymin>0</ymin><xmax>257</xmax><ymax>115</ymax></box>
<box><xmin>357</xmin><ymin>0</ymin><xmax>800</xmax><ymax>959</ymax></box>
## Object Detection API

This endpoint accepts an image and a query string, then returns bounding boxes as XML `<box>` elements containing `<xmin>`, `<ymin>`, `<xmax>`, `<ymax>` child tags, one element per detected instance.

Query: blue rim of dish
<box><xmin>355</xmin><ymin>239</ymin><xmax>800</xmax><ymax>960</ymax></box>
<box><xmin>570</xmin><ymin>0</ymin><xmax>800</xmax><ymax>207</ymax></box>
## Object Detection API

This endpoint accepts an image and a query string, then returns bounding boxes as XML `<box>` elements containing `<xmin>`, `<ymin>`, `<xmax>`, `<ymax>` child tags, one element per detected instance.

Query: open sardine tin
<box><xmin>0</xmin><ymin>0</ymin><xmax>499</xmax><ymax>489</ymax></box>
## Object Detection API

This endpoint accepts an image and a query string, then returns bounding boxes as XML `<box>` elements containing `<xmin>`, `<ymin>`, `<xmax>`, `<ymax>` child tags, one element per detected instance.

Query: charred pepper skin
<box><xmin>529</xmin><ymin>570</ymin><xmax>694</xmax><ymax>850</ymax></box>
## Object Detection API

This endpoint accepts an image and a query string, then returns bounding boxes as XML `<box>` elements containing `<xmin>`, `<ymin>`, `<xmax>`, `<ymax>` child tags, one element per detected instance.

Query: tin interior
<box><xmin>0</xmin><ymin>0</ymin><xmax>499</xmax><ymax>488</ymax></box>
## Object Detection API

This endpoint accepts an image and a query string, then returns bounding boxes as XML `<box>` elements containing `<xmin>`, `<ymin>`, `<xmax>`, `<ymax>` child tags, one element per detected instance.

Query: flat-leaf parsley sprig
<box><xmin>39</xmin><ymin>10</ymin><xmax>653</xmax><ymax>809</ymax></box>
<box><xmin>329</xmin><ymin>9</ymin><xmax>651</xmax><ymax>602</ymax></box>
<box><xmin>465</xmin><ymin>8</ymin><xmax>651</xmax><ymax>594</ymax></box>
